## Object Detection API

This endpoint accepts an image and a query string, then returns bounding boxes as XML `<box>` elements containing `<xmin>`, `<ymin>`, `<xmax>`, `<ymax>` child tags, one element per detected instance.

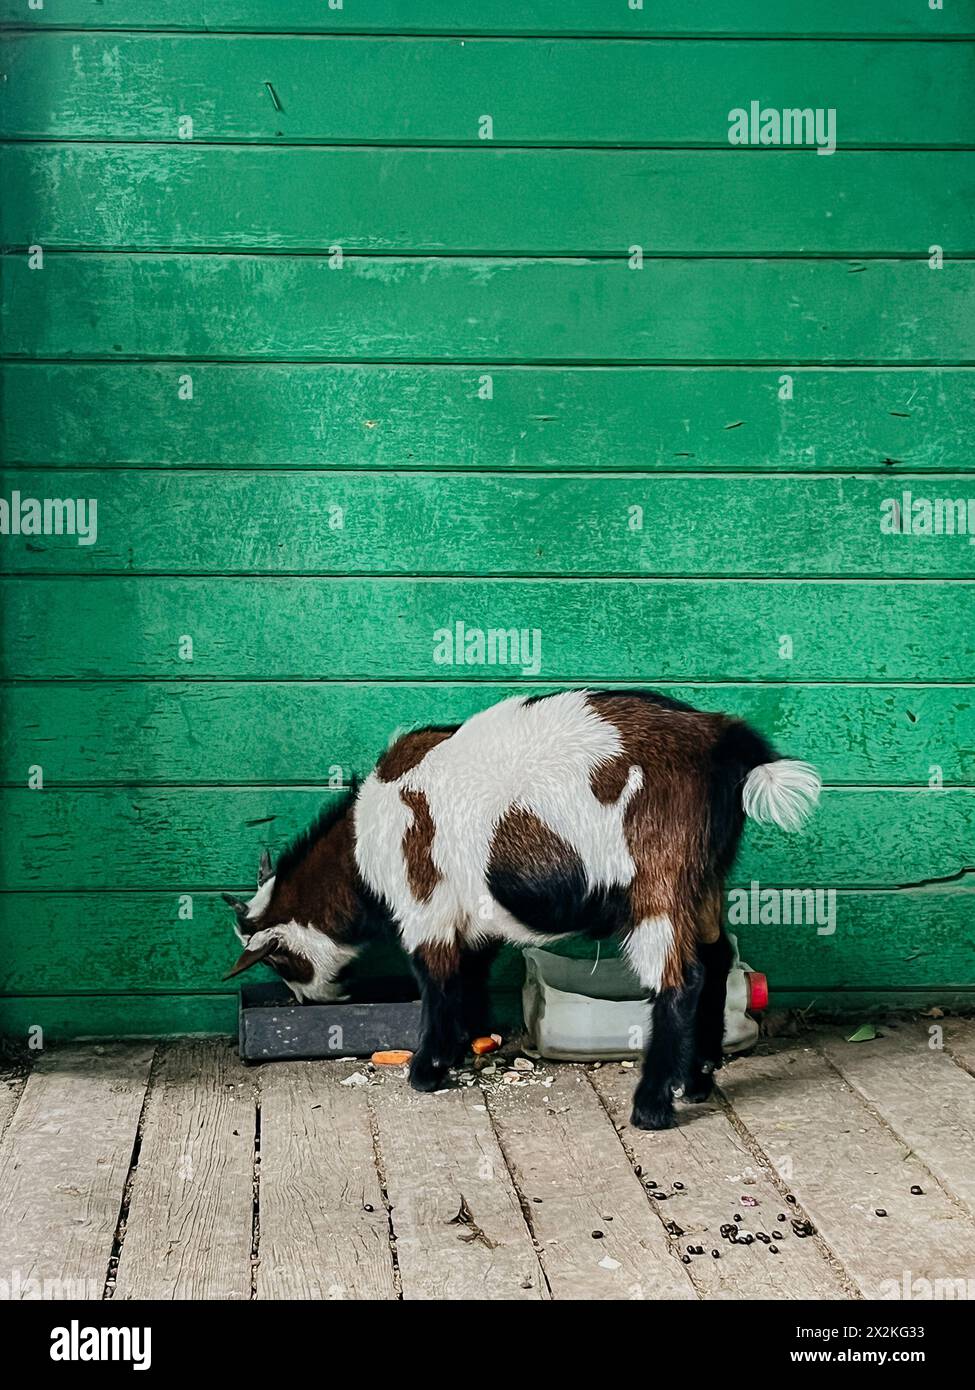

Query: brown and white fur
<box><xmin>224</xmin><ymin>689</ymin><xmax>819</xmax><ymax>1129</ymax></box>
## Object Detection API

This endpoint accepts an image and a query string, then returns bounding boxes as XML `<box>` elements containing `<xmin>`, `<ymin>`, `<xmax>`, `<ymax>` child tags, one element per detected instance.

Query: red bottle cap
<box><xmin>746</xmin><ymin>971</ymin><xmax>769</xmax><ymax>1012</ymax></box>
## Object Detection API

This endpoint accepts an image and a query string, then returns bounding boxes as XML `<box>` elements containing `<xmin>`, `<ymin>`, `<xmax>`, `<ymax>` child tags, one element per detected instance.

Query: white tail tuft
<box><xmin>742</xmin><ymin>759</ymin><xmax>821</xmax><ymax>832</ymax></box>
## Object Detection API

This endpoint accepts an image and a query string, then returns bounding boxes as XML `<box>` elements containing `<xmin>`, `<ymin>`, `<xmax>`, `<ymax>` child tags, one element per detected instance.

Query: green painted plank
<box><xmin>3</xmin><ymin>681</ymin><xmax>972</xmax><ymax>787</ymax></box>
<box><xmin>0</xmin><ymin>993</ymin><xmax>237</xmax><ymax>1041</ymax></box>
<box><xmin>5</xmin><ymin>146</ymin><xmax>974</xmax><ymax>255</ymax></box>
<box><xmin>3</xmin><ymin>471</ymin><xmax>975</xmax><ymax>577</ymax></box>
<box><xmin>3</xmin><ymin>35</ymin><xmax>974</xmax><ymax>146</ymax></box>
<box><xmin>2</xmin><ymin>577</ymin><xmax>972</xmax><ymax>680</ymax></box>
<box><xmin>3</xmin><ymin>1</ymin><xmax>972</xmax><ymax>38</ymax></box>
<box><xmin>3</xmin><ymin>364</ymin><xmax>972</xmax><ymax>472</ymax></box>
<box><xmin>5</xmin><ymin>256</ymin><xmax>975</xmax><ymax>363</ymax></box>
<box><xmin>1</xmin><ymin>890</ymin><xmax>971</xmax><ymax>995</ymax></box>
<box><xmin>0</xmin><ymin>786</ymin><xmax>971</xmax><ymax>890</ymax></box>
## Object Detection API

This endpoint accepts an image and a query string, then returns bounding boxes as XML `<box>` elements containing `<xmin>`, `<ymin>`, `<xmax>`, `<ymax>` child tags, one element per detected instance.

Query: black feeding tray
<box><xmin>238</xmin><ymin>979</ymin><xmax>423</xmax><ymax>1062</ymax></box>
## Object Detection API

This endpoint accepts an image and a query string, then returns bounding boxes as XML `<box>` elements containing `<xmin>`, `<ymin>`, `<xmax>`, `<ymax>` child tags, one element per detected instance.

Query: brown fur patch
<box><xmin>400</xmin><ymin>787</ymin><xmax>441</xmax><ymax>903</ymax></box>
<box><xmin>697</xmin><ymin>883</ymin><xmax>724</xmax><ymax>945</ymax></box>
<box><xmin>376</xmin><ymin>725</ymin><xmax>457</xmax><ymax>783</ymax></box>
<box><xmin>414</xmin><ymin>939</ymin><xmax>461</xmax><ymax>982</ymax></box>
<box><xmin>255</xmin><ymin>808</ymin><xmax>363</xmax><ymax>947</ymax></box>
<box><xmin>588</xmin><ymin>693</ymin><xmax>730</xmax><ymax>989</ymax></box>
<box><xmin>488</xmin><ymin>806</ymin><xmax>582</xmax><ymax>880</ymax></box>
<box><xmin>271</xmin><ymin>948</ymin><xmax>315</xmax><ymax>985</ymax></box>
<box><xmin>589</xmin><ymin>754</ymin><xmax>633</xmax><ymax>805</ymax></box>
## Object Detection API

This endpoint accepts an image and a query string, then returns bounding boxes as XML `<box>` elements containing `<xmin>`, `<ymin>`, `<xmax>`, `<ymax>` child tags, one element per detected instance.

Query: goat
<box><xmin>223</xmin><ymin>689</ymin><xmax>820</xmax><ymax>1129</ymax></box>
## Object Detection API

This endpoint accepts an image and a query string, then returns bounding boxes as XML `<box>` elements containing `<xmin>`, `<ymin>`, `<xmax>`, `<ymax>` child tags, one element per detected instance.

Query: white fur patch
<box><xmin>622</xmin><ymin>915</ymin><xmax>675</xmax><ymax>993</ymax></box>
<box><xmin>247</xmin><ymin>920</ymin><xmax>358</xmax><ymax>1003</ymax></box>
<box><xmin>742</xmin><ymin>759</ymin><xmax>821</xmax><ymax>832</ymax></box>
<box><xmin>354</xmin><ymin>690</ymin><xmax>639</xmax><ymax>953</ymax></box>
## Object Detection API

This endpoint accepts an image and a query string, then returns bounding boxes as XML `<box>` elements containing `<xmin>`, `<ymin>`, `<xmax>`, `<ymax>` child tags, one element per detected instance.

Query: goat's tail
<box><xmin>742</xmin><ymin>758</ymin><xmax>821</xmax><ymax>832</ymax></box>
<box><xmin>711</xmin><ymin>720</ymin><xmax>821</xmax><ymax>865</ymax></box>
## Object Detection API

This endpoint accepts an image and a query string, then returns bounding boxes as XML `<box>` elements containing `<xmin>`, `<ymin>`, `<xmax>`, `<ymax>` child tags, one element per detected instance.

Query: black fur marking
<box><xmin>685</xmin><ymin>933</ymin><xmax>734</xmax><ymax>1101</ymax></box>
<box><xmin>460</xmin><ymin>942</ymin><xmax>501</xmax><ymax>1038</ymax></box>
<box><xmin>631</xmin><ymin>962</ymin><xmax>704</xmax><ymax>1131</ymax></box>
<box><xmin>708</xmin><ymin>720</ymin><xmax>777</xmax><ymax>875</ymax></box>
<box><xmin>486</xmin><ymin>861</ymin><xmax>631</xmax><ymax>940</ymax></box>
<box><xmin>271</xmin><ymin>780</ymin><xmax>360</xmax><ymax>886</ymax></box>
<box><xmin>409</xmin><ymin>950</ymin><xmax>467</xmax><ymax>1091</ymax></box>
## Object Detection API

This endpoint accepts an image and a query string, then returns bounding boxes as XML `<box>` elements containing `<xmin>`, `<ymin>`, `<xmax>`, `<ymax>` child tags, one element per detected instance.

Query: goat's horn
<box><xmin>222</xmin><ymin>892</ymin><xmax>250</xmax><ymax>919</ymax></box>
<box><xmin>258</xmin><ymin>850</ymin><xmax>273</xmax><ymax>886</ymax></box>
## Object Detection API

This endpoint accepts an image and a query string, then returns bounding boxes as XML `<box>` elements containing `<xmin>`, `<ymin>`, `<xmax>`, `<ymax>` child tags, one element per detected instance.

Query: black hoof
<box><xmin>408</xmin><ymin>1054</ymin><xmax>449</xmax><ymax>1093</ymax></box>
<box><xmin>630</xmin><ymin>1099</ymin><xmax>676</xmax><ymax>1131</ymax></box>
<box><xmin>682</xmin><ymin>1071</ymin><xmax>715</xmax><ymax>1104</ymax></box>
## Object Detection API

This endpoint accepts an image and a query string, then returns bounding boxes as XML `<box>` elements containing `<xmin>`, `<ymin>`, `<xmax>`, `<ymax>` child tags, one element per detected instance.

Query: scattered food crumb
<box><xmin>598</xmin><ymin>1255</ymin><xmax>621</xmax><ymax>1271</ymax></box>
<box><xmin>371</xmin><ymin>1050</ymin><xmax>412</xmax><ymax>1066</ymax></box>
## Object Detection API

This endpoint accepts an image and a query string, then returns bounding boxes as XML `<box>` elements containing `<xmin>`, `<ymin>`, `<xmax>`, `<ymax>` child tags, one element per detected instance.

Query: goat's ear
<box><xmin>222</xmin><ymin>891</ymin><xmax>250</xmax><ymax>921</ymax></box>
<box><xmin>258</xmin><ymin>850</ymin><xmax>273</xmax><ymax>887</ymax></box>
<box><xmin>223</xmin><ymin>936</ymin><xmax>277</xmax><ymax>980</ymax></box>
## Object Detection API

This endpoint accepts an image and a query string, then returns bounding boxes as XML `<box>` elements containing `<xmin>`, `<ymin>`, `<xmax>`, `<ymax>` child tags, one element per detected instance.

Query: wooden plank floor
<box><xmin>0</xmin><ymin>1027</ymin><xmax>973</xmax><ymax>1300</ymax></box>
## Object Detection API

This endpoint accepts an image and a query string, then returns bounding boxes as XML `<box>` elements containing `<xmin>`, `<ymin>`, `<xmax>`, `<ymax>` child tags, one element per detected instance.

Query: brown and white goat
<box><xmin>224</xmin><ymin>689</ymin><xmax>819</xmax><ymax>1129</ymax></box>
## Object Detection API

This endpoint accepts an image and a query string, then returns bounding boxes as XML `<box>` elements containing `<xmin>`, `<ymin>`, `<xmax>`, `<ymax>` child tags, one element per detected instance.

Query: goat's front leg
<box><xmin>409</xmin><ymin>940</ymin><xmax>467</xmax><ymax>1092</ymax></box>
<box><xmin>630</xmin><ymin>961</ymin><xmax>703</xmax><ymax>1131</ymax></box>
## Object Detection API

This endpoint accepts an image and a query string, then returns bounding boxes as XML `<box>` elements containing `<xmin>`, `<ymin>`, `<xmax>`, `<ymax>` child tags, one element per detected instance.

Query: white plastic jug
<box><xmin>522</xmin><ymin>934</ymin><xmax>763</xmax><ymax>1061</ymax></box>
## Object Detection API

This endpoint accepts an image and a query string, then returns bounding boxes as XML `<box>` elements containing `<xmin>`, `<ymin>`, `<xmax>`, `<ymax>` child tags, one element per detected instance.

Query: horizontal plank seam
<box><xmin>7</xmin><ymin>361</ymin><xmax>973</xmax><ymax>372</ymax></box>
<box><xmin>3</xmin><ymin>361</ymin><xmax>974</xmax><ymax>373</ymax></box>
<box><xmin>4</xmin><ymin>139</ymin><xmax>975</xmax><ymax>153</ymax></box>
<box><xmin>5</xmin><ymin>248</ymin><xmax>975</xmax><ymax>262</ymax></box>
<box><xmin>4</xmin><ymin>29</ymin><xmax>975</xmax><ymax>41</ymax></box>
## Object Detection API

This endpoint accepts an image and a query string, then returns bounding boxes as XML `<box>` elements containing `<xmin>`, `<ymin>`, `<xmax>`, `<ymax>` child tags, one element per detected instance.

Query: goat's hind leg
<box><xmin>623</xmin><ymin>913</ymin><xmax>703</xmax><ymax>1130</ymax></box>
<box><xmin>684</xmin><ymin>885</ymin><xmax>733</xmax><ymax>1103</ymax></box>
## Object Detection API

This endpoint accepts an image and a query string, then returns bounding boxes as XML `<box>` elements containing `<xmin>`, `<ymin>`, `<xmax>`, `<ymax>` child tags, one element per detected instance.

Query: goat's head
<box><xmin>221</xmin><ymin>849</ymin><xmax>352</xmax><ymax>1004</ymax></box>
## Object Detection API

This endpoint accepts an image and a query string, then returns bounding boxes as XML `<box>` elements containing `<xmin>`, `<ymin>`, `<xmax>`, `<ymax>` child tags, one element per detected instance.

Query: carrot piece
<box><xmin>471</xmin><ymin>1036</ymin><xmax>501</xmax><ymax>1055</ymax></box>
<box><xmin>371</xmin><ymin>1050</ymin><xmax>413</xmax><ymax>1066</ymax></box>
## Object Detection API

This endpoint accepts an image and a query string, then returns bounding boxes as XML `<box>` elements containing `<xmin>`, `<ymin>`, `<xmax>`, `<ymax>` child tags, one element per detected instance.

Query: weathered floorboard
<box><xmin>112</xmin><ymin>1040</ymin><xmax>255</xmax><ymax>1299</ymax></box>
<box><xmin>0</xmin><ymin>1068</ymin><xmax>25</xmax><ymax>1144</ymax></box>
<box><xmin>819</xmin><ymin>1026</ymin><xmax>975</xmax><ymax>1218</ymax></box>
<box><xmin>0</xmin><ymin>1044</ymin><xmax>154</xmax><ymax>1299</ymax></box>
<box><xmin>719</xmin><ymin>1046</ymin><xmax>975</xmax><ymax>1298</ymax></box>
<box><xmin>486</xmin><ymin>1066</ymin><xmax>695</xmax><ymax>1299</ymax></box>
<box><xmin>591</xmin><ymin>1066</ymin><xmax>851</xmax><ymax>1299</ymax></box>
<box><xmin>944</xmin><ymin>1018</ymin><xmax>975</xmax><ymax>1077</ymax></box>
<box><xmin>370</xmin><ymin>1072</ymin><xmax>546</xmax><ymax>1299</ymax></box>
<box><xmin>257</xmin><ymin>1061</ymin><xmax>396</xmax><ymax>1299</ymax></box>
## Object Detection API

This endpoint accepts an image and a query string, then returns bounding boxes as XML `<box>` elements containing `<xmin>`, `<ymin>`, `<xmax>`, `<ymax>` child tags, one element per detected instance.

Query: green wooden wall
<box><xmin>1</xmin><ymin>2</ymin><xmax>974</xmax><ymax>1039</ymax></box>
